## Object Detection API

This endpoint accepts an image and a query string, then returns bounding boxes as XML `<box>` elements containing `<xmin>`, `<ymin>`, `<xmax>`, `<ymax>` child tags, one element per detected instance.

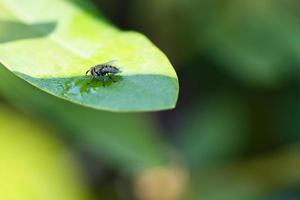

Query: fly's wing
<box><xmin>112</xmin><ymin>66</ymin><xmax>121</xmax><ymax>73</ymax></box>
<box><xmin>100</xmin><ymin>59</ymin><xmax>117</xmax><ymax>66</ymax></box>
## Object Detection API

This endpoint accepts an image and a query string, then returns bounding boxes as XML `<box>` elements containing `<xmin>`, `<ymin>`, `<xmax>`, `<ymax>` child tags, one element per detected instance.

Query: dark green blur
<box><xmin>1</xmin><ymin>0</ymin><xmax>300</xmax><ymax>199</ymax></box>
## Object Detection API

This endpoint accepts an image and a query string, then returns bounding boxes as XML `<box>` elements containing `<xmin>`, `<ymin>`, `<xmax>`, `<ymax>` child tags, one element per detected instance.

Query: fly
<box><xmin>86</xmin><ymin>60</ymin><xmax>121</xmax><ymax>82</ymax></box>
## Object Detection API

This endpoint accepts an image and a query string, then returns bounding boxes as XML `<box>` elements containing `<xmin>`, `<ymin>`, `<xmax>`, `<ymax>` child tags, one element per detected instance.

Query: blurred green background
<box><xmin>1</xmin><ymin>0</ymin><xmax>300</xmax><ymax>199</ymax></box>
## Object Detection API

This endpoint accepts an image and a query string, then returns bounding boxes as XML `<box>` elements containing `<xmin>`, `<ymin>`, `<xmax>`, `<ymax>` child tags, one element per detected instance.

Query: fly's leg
<box><xmin>99</xmin><ymin>75</ymin><xmax>110</xmax><ymax>86</ymax></box>
<box><xmin>108</xmin><ymin>74</ymin><xmax>117</xmax><ymax>82</ymax></box>
<box><xmin>88</xmin><ymin>75</ymin><xmax>96</xmax><ymax>84</ymax></box>
<box><xmin>99</xmin><ymin>75</ymin><xmax>109</xmax><ymax>82</ymax></box>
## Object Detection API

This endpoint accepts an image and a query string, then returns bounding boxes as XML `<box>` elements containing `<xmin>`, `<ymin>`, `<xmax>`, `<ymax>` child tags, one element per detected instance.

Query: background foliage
<box><xmin>1</xmin><ymin>0</ymin><xmax>300</xmax><ymax>200</ymax></box>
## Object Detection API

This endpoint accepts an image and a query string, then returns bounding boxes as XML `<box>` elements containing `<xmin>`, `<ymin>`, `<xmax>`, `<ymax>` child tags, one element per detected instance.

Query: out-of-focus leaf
<box><xmin>0</xmin><ymin>104</ymin><xmax>91</xmax><ymax>200</ymax></box>
<box><xmin>184</xmin><ymin>146</ymin><xmax>300</xmax><ymax>200</ymax></box>
<box><xmin>200</xmin><ymin>0</ymin><xmax>293</xmax><ymax>86</ymax></box>
<box><xmin>138</xmin><ymin>0</ymin><xmax>300</xmax><ymax>86</ymax></box>
<box><xmin>0</xmin><ymin>0</ymin><xmax>178</xmax><ymax>112</ymax></box>
<box><xmin>273</xmin><ymin>90</ymin><xmax>300</xmax><ymax>143</ymax></box>
<box><xmin>0</xmin><ymin>64</ymin><xmax>170</xmax><ymax>172</ymax></box>
<box><xmin>176</xmin><ymin>94</ymin><xmax>248</xmax><ymax>168</ymax></box>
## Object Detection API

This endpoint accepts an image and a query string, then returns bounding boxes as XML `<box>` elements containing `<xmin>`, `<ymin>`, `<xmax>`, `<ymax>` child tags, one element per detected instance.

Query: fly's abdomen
<box><xmin>102</xmin><ymin>66</ymin><xmax>120</xmax><ymax>74</ymax></box>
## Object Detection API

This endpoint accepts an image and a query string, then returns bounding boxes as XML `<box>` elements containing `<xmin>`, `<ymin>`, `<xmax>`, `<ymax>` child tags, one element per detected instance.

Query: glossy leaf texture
<box><xmin>0</xmin><ymin>0</ymin><xmax>178</xmax><ymax>112</ymax></box>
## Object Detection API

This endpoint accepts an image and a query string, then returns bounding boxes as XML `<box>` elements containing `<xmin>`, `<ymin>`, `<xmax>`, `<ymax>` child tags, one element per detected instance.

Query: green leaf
<box><xmin>0</xmin><ymin>104</ymin><xmax>92</xmax><ymax>200</ymax></box>
<box><xmin>0</xmin><ymin>0</ymin><xmax>178</xmax><ymax>112</ymax></box>
<box><xmin>176</xmin><ymin>93</ymin><xmax>248</xmax><ymax>168</ymax></box>
<box><xmin>0</xmin><ymin>64</ymin><xmax>171</xmax><ymax>172</ymax></box>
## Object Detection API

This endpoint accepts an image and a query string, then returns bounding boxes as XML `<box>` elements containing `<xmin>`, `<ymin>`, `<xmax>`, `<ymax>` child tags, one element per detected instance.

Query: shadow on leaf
<box><xmin>0</xmin><ymin>20</ymin><xmax>56</xmax><ymax>43</ymax></box>
<box><xmin>14</xmin><ymin>72</ymin><xmax>178</xmax><ymax>112</ymax></box>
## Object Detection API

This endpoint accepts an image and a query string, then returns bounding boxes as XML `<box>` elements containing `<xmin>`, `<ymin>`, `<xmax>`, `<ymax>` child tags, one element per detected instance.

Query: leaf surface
<box><xmin>0</xmin><ymin>0</ymin><xmax>178</xmax><ymax>112</ymax></box>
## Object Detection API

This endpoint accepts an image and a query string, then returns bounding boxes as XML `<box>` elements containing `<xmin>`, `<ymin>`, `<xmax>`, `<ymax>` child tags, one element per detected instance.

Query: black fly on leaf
<box><xmin>86</xmin><ymin>60</ymin><xmax>121</xmax><ymax>82</ymax></box>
